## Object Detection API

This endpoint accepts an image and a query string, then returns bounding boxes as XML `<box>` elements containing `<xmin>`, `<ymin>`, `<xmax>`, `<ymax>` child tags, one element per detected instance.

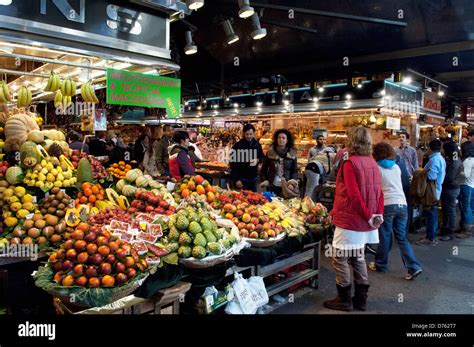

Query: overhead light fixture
<box><xmin>380</xmin><ymin>89</ymin><xmax>386</xmax><ymax>96</ymax></box>
<box><xmin>186</xmin><ymin>0</ymin><xmax>204</xmax><ymax>10</ymax></box>
<box><xmin>184</xmin><ymin>31</ymin><xmax>198</xmax><ymax>55</ymax></box>
<box><xmin>238</xmin><ymin>0</ymin><xmax>254</xmax><ymax>18</ymax></box>
<box><xmin>250</xmin><ymin>13</ymin><xmax>267</xmax><ymax>40</ymax></box>
<box><xmin>256</xmin><ymin>101</ymin><xmax>263</xmax><ymax>107</ymax></box>
<box><xmin>0</xmin><ymin>0</ymin><xmax>12</xmax><ymax>5</ymax></box>
<box><xmin>438</xmin><ymin>89</ymin><xmax>445</xmax><ymax>97</ymax></box>
<box><xmin>226</xmin><ymin>97</ymin><xmax>230</xmax><ymax>102</ymax></box>
<box><xmin>196</xmin><ymin>105</ymin><xmax>202</xmax><ymax>110</ymax></box>
<box><xmin>222</xmin><ymin>19</ymin><xmax>239</xmax><ymax>44</ymax></box>
<box><xmin>284</xmin><ymin>90</ymin><xmax>289</xmax><ymax>96</ymax></box>
<box><xmin>212</xmin><ymin>104</ymin><xmax>219</xmax><ymax>109</ymax></box>
<box><xmin>402</xmin><ymin>76</ymin><xmax>412</xmax><ymax>84</ymax></box>
<box><xmin>318</xmin><ymin>86</ymin><xmax>324</xmax><ymax>93</ymax></box>
<box><xmin>284</xmin><ymin>100</ymin><xmax>290</xmax><ymax>105</ymax></box>
<box><xmin>345</xmin><ymin>94</ymin><xmax>352</xmax><ymax>100</ymax></box>
<box><xmin>233</xmin><ymin>103</ymin><xmax>239</xmax><ymax>108</ymax></box>
<box><xmin>313</xmin><ymin>97</ymin><xmax>319</xmax><ymax>103</ymax></box>
<box><xmin>356</xmin><ymin>79</ymin><xmax>363</xmax><ymax>89</ymax></box>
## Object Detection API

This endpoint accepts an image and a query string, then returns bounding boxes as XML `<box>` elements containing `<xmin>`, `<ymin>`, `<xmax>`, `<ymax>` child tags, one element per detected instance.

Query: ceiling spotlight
<box><xmin>380</xmin><ymin>89</ymin><xmax>386</xmax><ymax>96</ymax></box>
<box><xmin>256</xmin><ymin>101</ymin><xmax>263</xmax><ymax>107</ymax></box>
<box><xmin>184</xmin><ymin>100</ymin><xmax>189</xmax><ymax>105</ymax></box>
<box><xmin>186</xmin><ymin>0</ymin><xmax>204</xmax><ymax>10</ymax></box>
<box><xmin>284</xmin><ymin>100</ymin><xmax>290</xmax><ymax>105</ymax></box>
<box><xmin>226</xmin><ymin>97</ymin><xmax>230</xmax><ymax>102</ymax></box>
<box><xmin>438</xmin><ymin>89</ymin><xmax>445</xmax><ymax>97</ymax></box>
<box><xmin>213</xmin><ymin>104</ymin><xmax>219</xmax><ymax>109</ymax></box>
<box><xmin>402</xmin><ymin>76</ymin><xmax>412</xmax><ymax>84</ymax></box>
<box><xmin>345</xmin><ymin>94</ymin><xmax>352</xmax><ymax>100</ymax></box>
<box><xmin>222</xmin><ymin>19</ymin><xmax>239</xmax><ymax>44</ymax></box>
<box><xmin>184</xmin><ymin>31</ymin><xmax>198</xmax><ymax>55</ymax></box>
<box><xmin>284</xmin><ymin>90</ymin><xmax>289</xmax><ymax>96</ymax></box>
<box><xmin>356</xmin><ymin>79</ymin><xmax>363</xmax><ymax>89</ymax></box>
<box><xmin>318</xmin><ymin>86</ymin><xmax>324</xmax><ymax>93</ymax></box>
<box><xmin>313</xmin><ymin>97</ymin><xmax>319</xmax><ymax>103</ymax></box>
<box><xmin>233</xmin><ymin>103</ymin><xmax>239</xmax><ymax>108</ymax></box>
<box><xmin>238</xmin><ymin>0</ymin><xmax>254</xmax><ymax>18</ymax></box>
<box><xmin>196</xmin><ymin>105</ymin><xmax>202</xmax><ymax>110</ymax></box>
<box><xmin>250</xmin><ymin>13</ymin><xmax>267</xmax><ymax>40</ymax></box>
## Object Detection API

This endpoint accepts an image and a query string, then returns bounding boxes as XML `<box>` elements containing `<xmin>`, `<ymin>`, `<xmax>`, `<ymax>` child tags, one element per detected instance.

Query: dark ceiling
<box><xmin>165</xmin><ymin>0</ymin><xmax>474</xmax><ymax>103</ymax></box>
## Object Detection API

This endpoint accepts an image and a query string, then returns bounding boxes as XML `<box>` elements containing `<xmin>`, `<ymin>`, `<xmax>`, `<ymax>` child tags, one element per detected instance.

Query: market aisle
<box><xmin>272</xmin><ymin>234</ymin><xmax>474</xmax><ymax>314</ymax></box>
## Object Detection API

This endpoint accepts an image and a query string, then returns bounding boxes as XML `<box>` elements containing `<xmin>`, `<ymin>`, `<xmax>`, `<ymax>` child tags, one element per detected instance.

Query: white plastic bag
<box><xmin>231</xmin><ymin>272</ymin><xmax>257</xmax><ymax>314</ymax></box>
<box><xmin>248</xmin><ymin>276</ymin><xmax>269</xmax><ymax>308</ymax></box>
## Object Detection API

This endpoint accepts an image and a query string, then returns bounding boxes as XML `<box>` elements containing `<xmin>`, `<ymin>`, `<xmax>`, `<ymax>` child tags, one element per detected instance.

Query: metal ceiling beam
<box><xmin>407</xmin><ymin>68</ymin><xmax>448</xmax><ymax>88</ymax></box>
<box><xmin>261</xmin><ymin>19</ymin><xmax>318</xmax><ymax>34</ymax></box>
<box><xmin>252</xmin><ymin>3</ymin><xmax>407</xmax><ymax>27</ymax></box>
<box><xmin>0</xmin><ymin>52</ymin><xmax>106</xmax><ymax>70</ymax></box>
<box><xmin>129</xmin><ymin>0</ymin><xmax>192</xmax><ymax>15</ymax></box>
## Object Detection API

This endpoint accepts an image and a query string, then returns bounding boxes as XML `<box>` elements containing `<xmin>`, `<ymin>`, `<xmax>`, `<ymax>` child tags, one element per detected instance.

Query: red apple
<box><xmin>89</xmin><ymin>253</ymin><xmax>103</xmax><ymax>266</ymax></box>
<box><xmin>100</xmin><ymin>262</ymin><xmax>112</xmax><ymax>275</ymax></box>
<box><xmin>115</xmin><ymin>273</ymin><xmax>128</xmax><ymax>284</ymax></box>
<box><xmin>73</xmin><ymin>264</ymin><xmax>84</xmax><ymax>275</ymax></box>
<box><xmin>85</xmin><ymin>266</ymin><xmax>98</xmax><ymax>277</ymax></box>
<box><xmin>115</xmin><ymin>262</ymin><xmax>126</xmax><ymax>273</ymax></box>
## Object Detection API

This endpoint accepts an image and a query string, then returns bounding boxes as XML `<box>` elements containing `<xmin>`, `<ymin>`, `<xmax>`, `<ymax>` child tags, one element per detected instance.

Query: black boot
<box><xmin>352</xmin><ymin>283</ymin><xmax>370</xmax><ymax>311</ymax></box>
<box><xmin>323</xmin><ymin>284</ymin><xmax>353</xmax><ymax>311</ymax></box>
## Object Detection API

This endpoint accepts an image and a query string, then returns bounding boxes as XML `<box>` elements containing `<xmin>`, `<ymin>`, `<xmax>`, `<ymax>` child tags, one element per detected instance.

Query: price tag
<box><xmin>60</xmin><ymin>189</ymin><xmax>66</xmax><ymax>193</ymax></box>
<box><xmin>166</xmin><ymin>182</ymin><xmax>175</xmax><ymax>191</ymax></box>
<box><xmin>26</xmin><ymin>213</ymin><xmax>34</xmax><ymax>220</ymax></box>
<box><xmin>32</xmin><ymin>196</ymin><xmax>37</xmax><ymax>203</ymax></box>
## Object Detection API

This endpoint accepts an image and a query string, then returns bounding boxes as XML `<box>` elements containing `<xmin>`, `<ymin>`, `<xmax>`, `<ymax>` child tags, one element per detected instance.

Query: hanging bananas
<box><xmin>63</xmin><ymin>95</ymin><xmax>72</xmax><ymax>108</ymax></box>
<box><xmin>43</xmin><ymin>71</ymin><xmax>61</xmax><ymax>92</ymax></box>
<box><xmin>60</xmin><ymin>78</ymin><xmax>76</xmax><ymax>97</ymax></box>
<box><xmin>17</xmin><ymin>86</ymin><xmax>32</xmax><ymax>108</ymax></box>
<box><xmin>0</xmin><ymin>81</ymin><xmax>11</xmax><ymax>104</ymax></box>
<box><xmin>80</xmin><ymin>80</ymin><xmax>99</xmax><ymax>104</ymax></box>
<box><xmin>54</xmin><ymin>90</ymin><xmax>63</xmax><ymax>108</ymax></box>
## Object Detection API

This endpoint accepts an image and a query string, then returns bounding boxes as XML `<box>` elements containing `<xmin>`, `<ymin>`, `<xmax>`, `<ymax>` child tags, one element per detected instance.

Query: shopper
<box><xmin>458</xmin><ymin>142</ymin><xmax>474</xmax><ymax>239</ymax></box>
<box><xmin>324</xmin><ymin>127</ymin><xmax>383</xmax><ymax>312</ymax></box>
<box><xmin>416</xmin><ymin>139</ymin><xmax>446</xmax><ymax>246</ymax></box>
<box><xmin>155</xmin><ymin>125</ymin><xmax>173</xmax><ymax>176</ymax></box>
<box><xmin>143</xmin><ymin>138</ymin><xmax>159</xmax><ymax>177</ymax></box>
<box><xmin>188</xmin><ymin>144</ymin><xmax>203</xmax><ymax>167</ymax></box>
<box><xmin>369</xmin><ymin>142</ymin><xmax>422</xmax><ymax>280</ymax></box>
<box><xmin>439</xmin><ymin>141</ymin><xmax>463</xmax><ymax>241</ymax></box>
<box><xmin>134</xmin><ymin>134</ymin><xmax>149</xmax><ymax>166</ymax></box>
<box><xmin>104</xmin><ymin>140</ymin><xmax>124</xmax><ymax>167</ymax></box>
<box><xmin>230</xmin><ymin>124</ymin><xmax>264</xmax><ymax>191</ymax></box>
<box><xmin>168</xmin><ymin>130</ymin><xmax>195</xmax><ymax>180</ymax></box>
<box><xmin>304</xmin><ymin>147</ymin><xmax>334</xmax><ymax>200</ymax></box>
<box><xmin>396</xmin><ymin>131</ymin><xmax>418</xmax><ymax>177</ymax></box>
<box><xmin>89</xmin><ymin>131</ymin><xmax>107</xmax><ymax>157</ymax></box>
<box><xmin>308</xmin><ymin>135</ymin><xmax>327</xmax><ymax>159</ymax></box>
<box><xmin>260</xmin><ymin>129</ymin><xmax>298</xmax><ymax>197</ymax></box>
<box><xmin>68</xmin><ymin>133</ymin><xmax>89</xmax><ymax>154</ymax></box>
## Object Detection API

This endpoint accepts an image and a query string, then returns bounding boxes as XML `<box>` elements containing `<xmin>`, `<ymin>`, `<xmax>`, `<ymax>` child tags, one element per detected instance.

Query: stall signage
<box><xmin>423</xmin><ymin>92</ymin><xmax>441</xmax><ymax>114</ymax></box>
<box><xmin>0</xmin><ymin>1</ymin><xmax>170</xmax><ymax>59</ymax></box>
<box><xmin>386</xmin><ymin>116</ymin><xmax>401</xmax><ymax>130</ymax></box>
<box><xmin>107</xmin><ymin>69</ymin><xmax>181</xmax><ymax>118</ymax></box>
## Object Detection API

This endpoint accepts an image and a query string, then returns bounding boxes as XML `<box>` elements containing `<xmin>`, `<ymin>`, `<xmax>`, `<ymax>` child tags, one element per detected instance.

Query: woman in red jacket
<box><xmin>324</xmin><ymin>127</ymin><xmax>384</xmax><ymax>312</ymax></box>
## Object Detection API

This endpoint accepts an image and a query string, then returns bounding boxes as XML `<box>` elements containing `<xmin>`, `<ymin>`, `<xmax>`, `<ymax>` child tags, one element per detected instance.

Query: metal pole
<box><xmin>252</xmin><ymin>3</ymin><xmax>407</xmax><ymax>27</ymax></box>
<box><xmin>406</xmin><ymin>68</ymin><xmax>449</xmax><ymax>88</ymax></box>
<box><xmin>261</xmin><ymin>19</ymin><xmax>319</xmax><ymax>34</ymax></box>
<box><xmin>0</xmin><ymin>68</ymin><xmax>49</xmax><ymax>78</ymax></box>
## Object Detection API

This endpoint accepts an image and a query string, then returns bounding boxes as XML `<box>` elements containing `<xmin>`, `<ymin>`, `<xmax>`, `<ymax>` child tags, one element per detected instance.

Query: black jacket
<box><xmin>443</xmin><ymin>159</ymin><xmax>463</xmax><ymax>190</ymax></box>
<box><xmin>260</xmin><ymin>147</ymin><xmax>298</xmax><ymax>186</ymax></box>
<box><xmin>230</xmin><ymin>138</ymin><xmax>264</xmax><ymax>181</ymax></box>
<box><xmin>105</xmin><ymin>147</ymin><xmax>125</xmax><ymax>167</ymax></box>
<box><xmin>89</xmin><ymin>138</ymin><xmax>106</xmax><ymax>156</ymax></box>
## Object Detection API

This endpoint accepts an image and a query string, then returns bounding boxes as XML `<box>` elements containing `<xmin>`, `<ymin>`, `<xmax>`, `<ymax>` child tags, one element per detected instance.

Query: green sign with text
<box><xmin>106</xmin><ymin>69</ymin><xmax>181</xmax><ymax>118</ymax></box>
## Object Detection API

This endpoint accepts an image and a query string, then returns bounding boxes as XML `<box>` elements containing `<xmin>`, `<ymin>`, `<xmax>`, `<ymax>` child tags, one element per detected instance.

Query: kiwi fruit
<box><xmin>51</xmin><ymin>200</ymin><xmax>59</xmax><ymax>207</ymax></box>
<box><xmin>47</xmin><ymin>207</ymin><xmax>57</xmax><ymax>215</ymax></box>
<box><xmin>56</xmin><ymin>192</ymin><xmax>64</xmax><ymax>200</ymax></box>
<box><xmin>40</xmin><ymin>209</ymin><xmax>47</xmax><ymax>215</ymax></box>
<box><xmin>43</xmin><ymin>203</ymin><xmax>51</xmax><ymax>209</ymax></box>
<box><xmin>57</xmin><ymin>203</ymin><xmax>65</xmax><ymax>210</ymax></box>
<box><xmin>56</xmin><ymin>210</ymin><xmax>65</xmax><ymax>218</ymax></box>
<box><xmin>62</xmin><ymin>198</ymin><xmax>70</xmax><ymax>205</ymax></box>
<box><xmin>51</xmin><ymin>187</ymin><xmax>60</xmax><ymax>195</ymax></box>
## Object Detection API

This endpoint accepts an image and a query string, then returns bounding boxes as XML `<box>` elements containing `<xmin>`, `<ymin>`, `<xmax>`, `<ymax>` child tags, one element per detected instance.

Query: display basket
<box><xmin>243</xmin><ymin>232</ymin><xmax>286</xmax><ymax>248</ymax></box>
<box><xmin>34</xmin><ymin>265</ymin><xmax>151</xmax><ymax>308</ymax></box>
<box><xmin>179</xmin><ymin>249</ymin><xmax>235</xmax><ymax>269</ymax></box>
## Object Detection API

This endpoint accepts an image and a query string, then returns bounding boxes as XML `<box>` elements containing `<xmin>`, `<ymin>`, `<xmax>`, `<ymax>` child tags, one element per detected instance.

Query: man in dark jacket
<box><xmin>89</xmin><ymin>131</ymin><xmax>106</xmax><ymax>156</ymax></box>
<box><xmin>155</xmin><ymin>125</ymin><xmax>173</xmax><ymax>176</ymax></box>
<box><xmin>230</xmin><ymin>124</ymin><xmax>264</xmax><ymax>192</ymax></box>
<box><xmin>104</xmin><ymin>140</ymin><xmax>124</xmax><ymax>167</ymax></box>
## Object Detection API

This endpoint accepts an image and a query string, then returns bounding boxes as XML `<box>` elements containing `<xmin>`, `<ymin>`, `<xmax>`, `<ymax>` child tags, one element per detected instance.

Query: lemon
<box><xmin>63</xmin><ymin>179</ymin><xmax>70</xmax><ymax>186</ymax></box>
<box><xmin>16</xmin><ymin>209</ymin><xmax>30</xmax><ymax>219</ymax></box>
<box><xmin>10</xmin><ymin>202</ymin><xmax>22</xmax><ymax>212</ymax></box>
<box><xmin>71</xmin><ymin>177</ymin><xmax>77</xmax><ymax>184</ymax></box>
<box><xmin>51</xmin><ymin>168</ymin><xmax>58</xmax><ymax>176</ymax></box>
<box><xmin>56</xmin><ymin>173</ymin><xmax>64</xmax><ymax>182</ymax></box>
<box><xmin>63</xmin><ymin>171</ymin><xmax>72</xmax><ymax>179</ymax></box>
<box><xmin>57</xmin><ymin>166</ymin><xmax>63</xmax><ymax>173</ymax></box>
<box><xmin>53</xmin><ymin>181</ymin><xmax>62</xmax><ymax>187</ymax></box>
<box><xmin>46</xmin><ymin>173</ymin><xmax>55</xmax><ymax>182</ymax></box>
<box><xmin>38</xmin><ymin>173</ymin><xmax>46</xmax><ymax>182</ymax></box>
<box><xmin>14</xmin><ymin>186</ymin><xmax>26</xmax><ymax>198</ymax></box>
<box><xmin>45</xmin><ymin>163</ymin><xmax>54</xmax><ymax>171</ymax></box>
<box><xmin>27</xmin><ymin>181</ymin><xmax>35</xmax><ymax>187</ymax></box>
<box><xmin>4</xmin><ymin>217</ymin><xmax>18</xmax><ymax>228</ymax></box>
<box><xmin>3</xmin><ymin>211</ymin><xmax>11</xmax><ymax>218</ymax></box>
<box><xmin>36</xmin><ymin>181</ymin><xmax>45</xmax><ymax>188</ymax></box>
<box><xmin>40</xmin><ymin>159</ymin><xmax>47</xmax><ymax>167</ymax></box>
<box><xmin>45</xmin><ymin>182</ymin><xmax>53</xmax><ymax>189</ymax></box>
<box><xmin>31</xmin><ymin>173</ymin><xmax>38</xmax><ymax>179</ymax></box>
<box><xmin>22</xmin><ymin>202</ymin><xmax>34</xmax><ymax>211</ymax></box>
<box><xmin>3</xmin><ymin>188</ymin><xmax>13</xmax><ymax>198</ymax></box>
<box><xmin>25</xmin><ymin>172</ymin><xmax>32</xmax><ymax>179</ymax></box>
<box><xmin>41</xmin><ymin>168</ymin><xmax>48</xmax><ymax>175</ymax></box>
<box><xmin>0</xmin><ymin>187</ymin><xmax>5</xmax><ymax>193</ymax></box>
<box><xmin>8</xmin><ymin>196</ymin><xmax>19</xmax><ymax>204</ymax></box>
<box><xmin>21</xmin><ymin>194</ymin><xmax>33</xmax><ymax>203</ymax></box>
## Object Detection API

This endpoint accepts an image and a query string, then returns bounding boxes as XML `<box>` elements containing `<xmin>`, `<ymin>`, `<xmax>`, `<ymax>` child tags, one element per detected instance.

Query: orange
<box><xmin>84</xmin><ymin>188</ymin><xmax>92</xmax><ymax>197</ymax></box>
<box><xmin>125</xmin><ymin>164</ymin><xmax>131</xmax><ymax>170</ymax></box>
<box><xmin>77</xmin><ymin>192</ymin><xmax>83</xmax><ymax>198</ymax></box>
<box><xmin>88</xmin><ymin>195</ymin><xmax>96</xmax><ymax>203</ymax></box>
<box><xmin>102</xmin><ymin>275</ymin><xmax>115</xmax><ymax>287</ymax></box>
<box><xmin>113</xmin><ymin>163</ymin><xmax>118</xmax><ymax>168</ymax></box>
<box><xmin>118</xmin><ymin>161</ymin><xmax>125</xmax><ymax>166</ymax></box>
<box><xmin>96</xmin><ymin>194</ymin><xmax>104</xmax><ymax>201</ymax></box>
<box><xmin>79</xmin><ymin>196</ymin><xmax>88</xmax><ymax>204</ymax></box>
<box><xmin>91</xmin><ymin>186</ymin><xmax>99</xmax><ymax>195</ymax></box>
<box><xmin>81</xmin><ymin>182</ymin><xmax>91</xmax><ymax>191</ymax></box>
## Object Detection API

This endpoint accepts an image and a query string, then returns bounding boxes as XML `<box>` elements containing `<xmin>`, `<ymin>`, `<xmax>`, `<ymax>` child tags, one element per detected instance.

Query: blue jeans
<box><xmin>441</xmin><ymin>188</ymin><xmax>460</xmax><ymax>236</ymax></box>
<box><xmin>459</xmin><ymin>185</ymin><xmax>472</xmax><ymax>228</ymax></box>
<box><xmin>424</xmin><ymin>205</ymin><xmax>438</xmax><ymax>241</ymax></box>
<box><xmin>376</xmin><ymin>204</ymin><xmax>422</xmax><ymax>273</ymax></box>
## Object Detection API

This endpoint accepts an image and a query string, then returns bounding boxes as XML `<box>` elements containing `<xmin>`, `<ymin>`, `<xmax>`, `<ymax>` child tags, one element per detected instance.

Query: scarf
<box><xmin>378</xmin><ymin>159</ymin><xmax>396</xmax><ymax>169</ymax></box>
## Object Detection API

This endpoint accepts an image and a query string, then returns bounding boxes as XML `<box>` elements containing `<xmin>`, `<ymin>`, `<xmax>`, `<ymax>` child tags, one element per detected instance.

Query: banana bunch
<box><xmin>17</xmin><ymin>86</ymin><xmax>32</xmax><ymax>108</ymax></box>
<box><xmin>0</xmin><ymin>81</ymin><xmax>11</xmax><ymax>104</ymax></box>
<box><xmin>54</xmin><ymin>90</ymin><xmax>71</xmax><ymax>109</ymax></box>
<box><xmin>281</xmin><ymin>216</ymin><xmax>307</xmax><ymax>237</ymax></box>
<box><xmin>43</xmin><ymin>71</ymin><xmax>61</xmax><ymax>92</ymax></box>
<box><xmin>60</xmin><ymin>78</ymin><xmax>76</xmax><ymax>97</ymax></box>
<box><xmin>80</xmin><ymin>81</ymin><xmax>99</xmax><ymax>103</ymax></box>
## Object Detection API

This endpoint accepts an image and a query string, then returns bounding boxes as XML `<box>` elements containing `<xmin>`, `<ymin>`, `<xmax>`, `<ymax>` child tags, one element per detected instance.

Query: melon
<box><xmin>27</xmin><ymin>130</ymin><xmax>44</xmax><ymax>144</ymax></box>
<box><xmin>6</xmin><ymin>166</ymin><xmax>23</xmax><ymax>185</ymax></box>
<box><xmin>122</xmin><ymin>185</ymin><xmax>137</xmax><ymax>197</ymax></box>
<box><xmin>125</xmin><ymin>169</ymin><xmax>142</xmax><ymax>183</ymax></box>
<box><xmin>116</xmin><ymin>179</ymin><xmax>126</xmax><ymax>193</ymax></box>
<box><xmin>19</xmin><ymin>141</ymin><xmax>42</xmax><ymax>169</ymax></box>
<box><xmin>77</xmin><ymin>158</ymin><xmax>93</xmax><ymax>183</ymax></box>
<box><xmin>135</xmin><ymin>176</ymin><xmax>149</xmax><ymax>188</ymax></box>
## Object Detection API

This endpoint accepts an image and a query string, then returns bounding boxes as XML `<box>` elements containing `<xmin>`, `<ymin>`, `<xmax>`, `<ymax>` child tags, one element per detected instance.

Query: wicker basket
<box><xmin>179</xmin><ymin>250</ymin><xmax>234</xmax><ymax>269</ymax></box>
<box><xmin>243</xmin><ymin>232</ymin><xmax>286</xmax><ymax>248</ymax></box>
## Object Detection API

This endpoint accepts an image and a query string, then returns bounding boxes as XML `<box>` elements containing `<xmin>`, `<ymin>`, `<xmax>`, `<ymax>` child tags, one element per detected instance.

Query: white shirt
<box><xmin>379</xmin><ymin>165</ymin><xmax>407</xmax><ymax>206</ymax></box>
<box><xmin>463</xmin><ymin>157</ymin><xmax>474</xmax><ymax>188</ymax></box>
<box><xmin>332</xmin><ymin>227</ymin><xmax>379</xmax><ymax>250</ymax></box>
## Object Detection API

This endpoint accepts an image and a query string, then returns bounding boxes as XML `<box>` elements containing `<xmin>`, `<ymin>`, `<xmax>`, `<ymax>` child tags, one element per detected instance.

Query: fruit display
<box><xmin>80</xmin><ymin>80</ymin><xmax>99</xmax><ymax>104</ymax></box>
<box><xmin>130</xmin><ymin>189</ymin><xmax>176</xmax><ymax>216</ymax></box>
<box><xmin>158</xmin><ymin>207</ymin><xmax>238</xmax><ymax>260</ymax></box>
<box><xmin>23</xmin><ymin>155</ymin><xmax>76</xmax><ymax>190</ymax></box>
<box><xmin>0</xmin><ymin>161</ymin><xmax>10</xmax><ymax>178</ymax></box>
<box><xmin>54</xmin><ymin>90</ymin><xmax>72</xmax><ymax>110</ymax></box>
<box><xmin>107</xmin><ymin>161</ymin><xmax>132</xmax><ymax>179</ymax></box>
<box><xmin>70</xmin><ymin>150</ymin><xmax>110</xmax><ymax>182</ymax></box>
<box><xmin>115</xmin><ymin>168</ymin><xmax>166</xmax><ymax>196</ymax></box>
<box><xmin>6</xmin><ymin>166</ymin><xmax>23</xmax><ymax>185</ymax></box>
<box><xmin>88</xmin><ymin>207</ymin><xmax>132</xmax><ymax>226</ymax></box>
<box><xmin>211</xmin><ymin>189</ymin><xmax>266</xmax><ymax>211</ymax></box>
<box><xmin>47</xmin><ymin>223</ymin><xmax>149</xmax><ymax>288</ymax></box>
<box><xmin>0</xmin><ymin>80</ymin><xmax>12</xmax><ymax>104</ymax></box>
<box><xmin>175</xmin><ymin>175</ymin><xmax>219</xmax><ymax>202</ymax></box>
<box><xmin>1</xmin><ymin>185</ymin><xmax>37</xmax><ymax>228</ymax></box>
<box><xmin>74</xmin><ymin>182</ymin><xmax>107</xmax><ymax>208</ymax></box>
<box><xmin>304</xmin><ymin>203</ymin><xmax>331</xmax><ymax>227</ymax></box>
<box><xmin>38</xmin><ymin>187</ymin><xmax>72</xmax><ymax>220</ymax></box>
<box><xmin>43</xmin><ymin>71</ymin><xmax>61</xmax><ymax>92</ymax></box>
<box><xmin>17</xmin><ymin>86</ymin><xmax>32</xmax><ymax>108</ymax></box>
<box><xmin>5</xmin><ymin>112</ymin><xmax>40</xmax><ymax>144</ymax></box>
<box><xmin>2</xmin><ymin>212</ymin><xmax>68</xmax><ymax>248</ymax></box>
